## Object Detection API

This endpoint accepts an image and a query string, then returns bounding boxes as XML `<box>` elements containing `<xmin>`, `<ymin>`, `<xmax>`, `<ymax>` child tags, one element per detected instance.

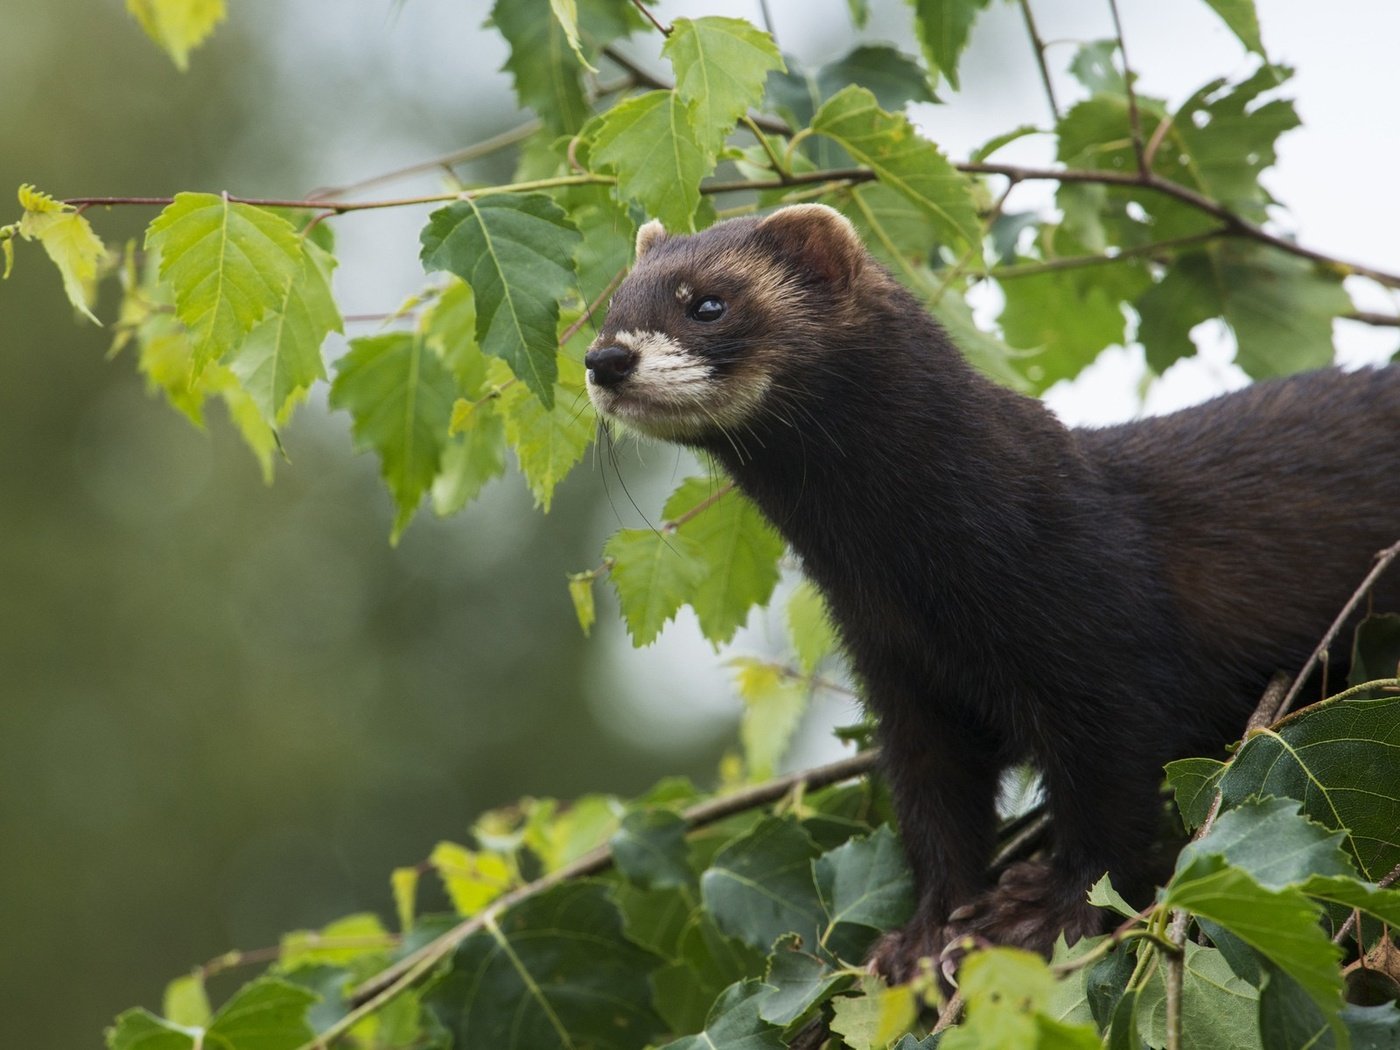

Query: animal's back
<box><xmin>1079</xmin><ymin>366</ymin><xmax>1400</xmax><ymax>693</ymax></box>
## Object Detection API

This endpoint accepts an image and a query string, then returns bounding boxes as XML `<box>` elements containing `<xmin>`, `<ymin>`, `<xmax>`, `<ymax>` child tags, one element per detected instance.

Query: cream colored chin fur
<box><xmin>586</xmin><ymin>328</ymin><xmax>770</xmax><ymax>440</ymax></box>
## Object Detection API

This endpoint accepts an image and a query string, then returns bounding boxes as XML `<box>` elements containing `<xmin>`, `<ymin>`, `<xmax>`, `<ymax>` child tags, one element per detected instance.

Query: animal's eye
<box><xmin>690</xmin><ymin>296</ymin><xmax>726</xmax><ymax>322</ymax></box>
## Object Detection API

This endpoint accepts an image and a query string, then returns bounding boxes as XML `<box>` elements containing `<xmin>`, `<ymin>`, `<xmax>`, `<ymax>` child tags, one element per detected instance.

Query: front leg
<box><xmin>937</xmin><ymin>715</ymin><xmax>1169</xmax><ymax>957</ymax></box>
<box><xmin>865</xmin><ymin>700</ymin><xmax>1004</xmax><ymax>983</ymax></box>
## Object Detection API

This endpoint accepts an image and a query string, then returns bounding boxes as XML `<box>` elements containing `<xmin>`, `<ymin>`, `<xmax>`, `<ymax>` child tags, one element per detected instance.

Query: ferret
<box><xmin>583</xmin><ymin>203</ymin><xmax>1400</xmax><ymax>979</ymax></box>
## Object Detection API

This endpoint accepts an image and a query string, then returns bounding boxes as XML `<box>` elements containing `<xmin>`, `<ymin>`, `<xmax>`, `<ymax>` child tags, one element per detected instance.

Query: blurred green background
<box><xmin>0</xmin><ymin>3</ymin><xmax>749</xmax><ymax>1044</ymax></box>
<box><xmin>4</xmin><ymin>0</ymin><xmax>1396</xmax><ymax>1045</ymax></box>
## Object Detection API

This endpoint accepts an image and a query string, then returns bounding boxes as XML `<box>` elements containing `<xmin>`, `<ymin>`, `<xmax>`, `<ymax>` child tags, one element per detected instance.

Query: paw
<box><xmin>940</xmin><ymin>860</ymin><xmax>1107</xmax><ymax>957</ymax></box>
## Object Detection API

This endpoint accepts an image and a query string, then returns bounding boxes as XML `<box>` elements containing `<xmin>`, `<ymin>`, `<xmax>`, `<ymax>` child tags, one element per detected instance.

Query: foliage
<box><xmin>7</xmin><ymin>0</ymin><xmax>1400</xmax><ymax>1047</ymax></box>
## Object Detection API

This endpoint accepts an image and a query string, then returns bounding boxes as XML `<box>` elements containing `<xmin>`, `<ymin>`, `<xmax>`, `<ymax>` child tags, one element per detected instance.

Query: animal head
<box><xmin>584</xmin><ymin>203</ymin><xmax>870</xmax><ymax>442</ymax></box>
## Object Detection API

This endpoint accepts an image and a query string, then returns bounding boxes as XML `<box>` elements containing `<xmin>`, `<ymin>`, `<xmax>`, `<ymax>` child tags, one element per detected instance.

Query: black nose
<box><xmin>584</xmin><ymin>345</ymin><xmax>638</xmax><ymax>387</ymax></box>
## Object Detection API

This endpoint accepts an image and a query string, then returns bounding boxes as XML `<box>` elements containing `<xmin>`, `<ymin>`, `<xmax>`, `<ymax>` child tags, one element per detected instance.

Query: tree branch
<box><xmin>1106</xmin><ymin>0</ymin><xmax>1148</xmax><ymax>174</ymax></box>
<box><xmin>1276</xmin><ymin>539</ymin><xmax>1400</xmax><ymax>718</ymax></box>
<box><xmin>347</xmin><ymin>749</ymin><xmax>880</xmax><ymax>1007</ymax></box>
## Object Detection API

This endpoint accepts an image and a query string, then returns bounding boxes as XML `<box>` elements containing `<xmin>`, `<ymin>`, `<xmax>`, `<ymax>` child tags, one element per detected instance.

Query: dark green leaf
<box><xmin>1180</xmin><ymin>797</ymin><xmax>1355</xmax><ymax>890</ymax></box>
<box><xmin>1201</xmin><ymin>0</ymin><xmax>1266</xmax><ymax>56</ymax></box>
<box><xmin>1163</xmin><ymin>855</ymin><xmax>1343</xmax><ymax>1022</ymax></box>
<box><xmin>813</xmin><ymin>825</ymin><xmax>915</xmax><ymax>943</ymax></box>
<box><xmin>419</xmin><ymin>193</ymin><xmax>582</xmax><ymax>406</ymax></box>
<box><xmin>1343</xmin><ymin>1002</ymin><xmax>1400</xmax><ymax>1049</ymax></box>
<box><xmin>701</xmin><ymin>816</ymin><xmax>826</xmax><ymax>955</ymax></box>
<box><xmin>657</xmin><ymin>980</ymin><xmax>785</xmax><ymax>1050</ymax></box>
<box><xmin>1219</xmin><ymin>695</ymin><xmax>1400</xmax><ymax>880</ymax></box>
<box><xmin>1134</xmin><ymin>944</ymin><xmax>1262</xmax><ymax>1050</ymax></box>
<box><xmin>759</xmin><ymin>944</ymin><xmax>853</xmax><ymax>1026</ymax></box>
<box><xmin>907</xmin><ymin>0</ymin><xmax>993</xmax><ymax>91</ymax></box>
<box><xmin>1350</xmin><ymin>614</ymin><xmax>1400</xmax><ymax>691</ymax></box>
<box><xmin>426</xmin><ymin>881</ymin><xmax>664</xmax><ymax>1050</ymax></box>
<box><xmin>611</xmin><ymin>809</ymin><xmax>693</xmax><ymax>890</ymax></box>
<box><xmin>1165</xmin><ymin>756</ymin><xmax>1228</xmax><ymax>832</ymax></box>
<box><xmin>1259</xmin><ymin>963</ymin><xmax>1334</xmax><ymax>1050</ymax></box>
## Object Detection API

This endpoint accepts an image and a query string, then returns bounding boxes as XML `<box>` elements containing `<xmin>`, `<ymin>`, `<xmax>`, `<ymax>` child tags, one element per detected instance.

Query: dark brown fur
<box><xmin>586</xmin><ymin>206</ymin><xmax>1400</xmax><ymax>978</ymax></box>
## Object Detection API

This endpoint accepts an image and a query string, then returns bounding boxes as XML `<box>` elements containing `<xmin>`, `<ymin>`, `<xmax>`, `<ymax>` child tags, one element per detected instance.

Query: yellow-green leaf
<box><xmin>391</xmin><ymin>866</ymin><xmax>419</xmax><ymax>934</ymax></box>
<box><xmin>605</xmin><ymin>527</ymin><xmax>706</xmax><ymax>646</ymax></box>
<box><xmin>161</xmin><ymin>973</ymin><xmax>210</xmax><ymax>1028</ymax></box>
<box><xmin>496</xmin><ymin>356</ymin><xmax>594</xmax><ymax>511</ymax></box>
<box><xmin>430</xmin><ymin>842</ymin><xmax>515</xmax><ymax>917</ymax></box>
<box><xmin>126</xmin><ymin>0</ymin><xmax>227</xmax><ymax>71</ymax></box>
<box><xmin>549</xmin><ymin>0</ymin><xmax>596</xmax><ymax>72</ymax></box>
<box><xmin>145</xmin><ymin>193</ymin><xmax>303</xmax><ymax>373</ymax></box>
<box><xmin>17</xmin><ymin>183</ymin><xmax>105</xmax><ymax>323</ymax></box>
<box><xmin>567</xmin><ymin>571</ymin><xmax>597</xmax><ymax>636</ymax></box>
<box><xmin>664</xmin><ymin>477</ymin><xmax>784</xmax><ymax>647</ymax></box>
<box><xmin>730</xmin><ymin>657</ymin><xmax>807</xmax><ymax>780</ymax></box>
<box><xmin>590</xmin><ymin>91</ymin><xmax>713</xmax><ymax>233</ymax></box>
<box><xmin>663</xmin><ymin>16</ymin><xmax>785</xmax><ymax>153</ymax></box>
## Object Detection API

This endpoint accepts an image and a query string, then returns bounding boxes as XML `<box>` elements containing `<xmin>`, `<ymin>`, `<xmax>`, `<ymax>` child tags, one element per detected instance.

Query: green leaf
<box><xmin>906</xmin><ymin>0</ymin><xmax>993</xmax><ymax>91</ymax></box>
<box><xmin>1218</xmin><ymin>695</ymin><xmax>1400</xmax><ymax>880</ymax></box>
<box><xmin>1184</xmin><ymin>797</ymin><xmax>1356</xmax><ymax>887</ymax></box>
<box><xmin>760</xmin><ymin>946</ymin><xmax>853</xmax><ymax>1026</ymax></box>
<box><xmin>16</xmin><ymin>183</ymin><xmax>105</xmax><ymax>323</ymax></box>
<box><xmin>1165</xmin><ymin>757</ymin><xmax>1228</xmax><ymax>831</ymax></box>
<box><xmin>1350</xmin><ymin>613</ymin><xmax>1400</xmax><ymax>690</ymax></box>
<box><xmin>664</xmin><ymin>478</ymin><xmax>784</xmax><ymax>646</ymax></box>
<box><xmin>548</xmin><ymin>0</ymin><xmax>595</xmax><ymax>72</ymax></box>
<box><xmin>942</xmin><ymin>949</ymin><xmax>1102</xmax><ymax>1050</ymax></box>
<box><xmin>126</xmin><ymin>0</ymin><xmax>226</xmax><ymax>70</ymax></box>
<box><xmin>998</xmin><ymin>255</ymin><xmax>1145</xmax><ymax>392</ymax></box>
<box><xmin>490</xmin><ymin>0</ymin><xmax>590</xmax><ymax>132</ymax></box>
<box><xmin>787</xmin><ymin>580</ymin><xmax>839</xmax><ymax>675</ymax></box>
<box><xmin>604</xmin><ymin>527</ymin><xmax>706</xmax><ymax>646</ymax></box>
<box><xmin>106</xmin><ymin>1009</ymin><xmax>191</xmax><ymax>1050</ymax></box>
<box><xmin>814</xmin><ymin>826</ymin><xmax>915</xmax><ymax>948</ymax></box>
<box><xmin>391</xmin><ymin>866</ymin><xmax>418</xmax><ymax>933</ymax></box>
<box><xmin>1201</xmin><ymin>0</ymin><xmax>1265</xmax><ymax>56</ymax></box>
<box><xmin>611</xmin><ymin>809</ymin><xmax>693</xmax><ymax>890</ymax></box>
<box><xmin>700</xmin><ymin>816</ymin><xmax>826</xmax><ymax>954</ymax></box>
<box><xmin>495</xmin><ymin>356</ymin><xmax>594</xmax><ymax>511</ymax></box>
<box><xmin>657</xmin><ymin>980</ymin><xmax>785</xmax><ymax>1050</ymax></box>
<box><xmin>226</xmin><ymin>240</ymin><xmax>339</xmax><ymax>427</ymax></box>
<box><xmin>145</xmin><ymin>193</ymin><xmax>303</xmax><ymax>373</ymax></box>
<box><xmin>664</xmin><ymin>17</ymin><xmax>784</xmax><ymax>154</ymax></box>
<box><xmin>280</xmin><ymin>913</ymin><xmax>392</xmax><ymax>969</ymax></box>
<box><xmin>1133</xmin><ymin>943</ymin><xmax>1262</xmax><ymax>1050</ymax></box>
<box><xmin>566</xmin><ymin>570</ymin><xmax>598</xmax><ymax>636</ymax></box>
<box><xmin>648</xmin><ymin>904</ymin><xmax>769</xmax><ymax>1033</ymax></box>
<box><xmin>812</xmin><ymin>86</ymin><xmax>979</xmax><ymax>250</ymax></box>
<box><xmin>328</xmin><ymin>332</ymin><xmax>457</xmax><ymax>542</ymax></box>
<box><xmin>590</xmin><ymin>90</ymin><xmax>713</xmax><ymax>233</ymax></box>
<box><xmin>431</xmin><ymin>402</ymin><xmax>507</xmax><ymax>516</ymax></box>
<box><xmin>419</xmin><ymin>193</ymin><xmax>582</xmax><ymax>407</ymax></box>
<box><xmin>830</xmin><ymin>984</ymin><xmax>919</xmax><ymax>1050</ymax></box>
<box><xmin>210</xmin><ymin>979</ymin><xmax>318</xmax><ymax>1050</ymax></box>
<box><xmin>1068</xmin><ymin>40</ymin><xmax>1126</xmax><ymax>96</ymax></box>
<box><xmin>1137</xmin><ymin>246</ymin><xmax>1349</xmax><ymax>379</ymax></box>
<box><xmin>426</xmin><ymin>881</ymin><xmax>665</xmax><ymax>1050</ymax></box>
<box><xmin>1163</xmin><ymin>855</ymin><xmax>1343</xmax><ymax>1022</ymax></box>
<box><xmin>1344</xmin><ymin>1003</ymin><xmax>1400</xmax><ymax>1049</ymax></box>
<box><xmin>730</xmin><ymin>658</ymin><xmax>808</xmax><ymax>781</ymax></box>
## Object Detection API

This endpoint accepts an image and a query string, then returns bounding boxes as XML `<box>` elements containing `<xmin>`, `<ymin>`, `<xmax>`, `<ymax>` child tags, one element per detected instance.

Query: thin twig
<box><xmin>1276</xmin><ymin>539</ymin><xmax>1400</xmax><ymax>718</ymax></box>
<box><xmin>1016</xmin><ymin>0</ymin><xmax>1060</xmax><ymax>121</ymax></box>
<box><xmin>304</xmin><ymin>120</ymin><xmax>542</xmax><ymax>201</ymax></box>
<box><xmin>629</xmin><ymin>0</ymin><xmax>671</xmax><ymax>36</ymax></box>
<box><xmin>1245</xmin><ymin>672</ymin><xmax>1292</xmax><ymax>734</ymax></box>
<box><xmin>1107</xmin><ymin>0</ymin><xmax>1148</xmax><ymax>174</ymax></box>
<box><xmin>663</xmin><ymin>482</ymin><xmax>736</xmax><ymax>531</ymax></box>
<box><xmin>348</xmin><ymin>749</ymin><xmax>880</xmax><ymax>1006</ymax></box>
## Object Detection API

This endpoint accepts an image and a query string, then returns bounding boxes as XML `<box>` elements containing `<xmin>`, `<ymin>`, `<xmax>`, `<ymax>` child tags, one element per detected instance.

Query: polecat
<box><xmin>584</xmin><ymin>203</ymin><xmax>1400</xmax><ymax>979</ymax></box>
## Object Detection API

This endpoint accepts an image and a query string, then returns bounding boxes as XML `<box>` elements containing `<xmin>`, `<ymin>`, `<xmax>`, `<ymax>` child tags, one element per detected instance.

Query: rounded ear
<box><xmin>635</xmin><ymin>219</ymin><xmax>668</xmax><ymax>260</ymax></box>
<box><xmin>758</xmin><ymin>203</ymin><xmax>866</xmax><ymax>288</ymax></box>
